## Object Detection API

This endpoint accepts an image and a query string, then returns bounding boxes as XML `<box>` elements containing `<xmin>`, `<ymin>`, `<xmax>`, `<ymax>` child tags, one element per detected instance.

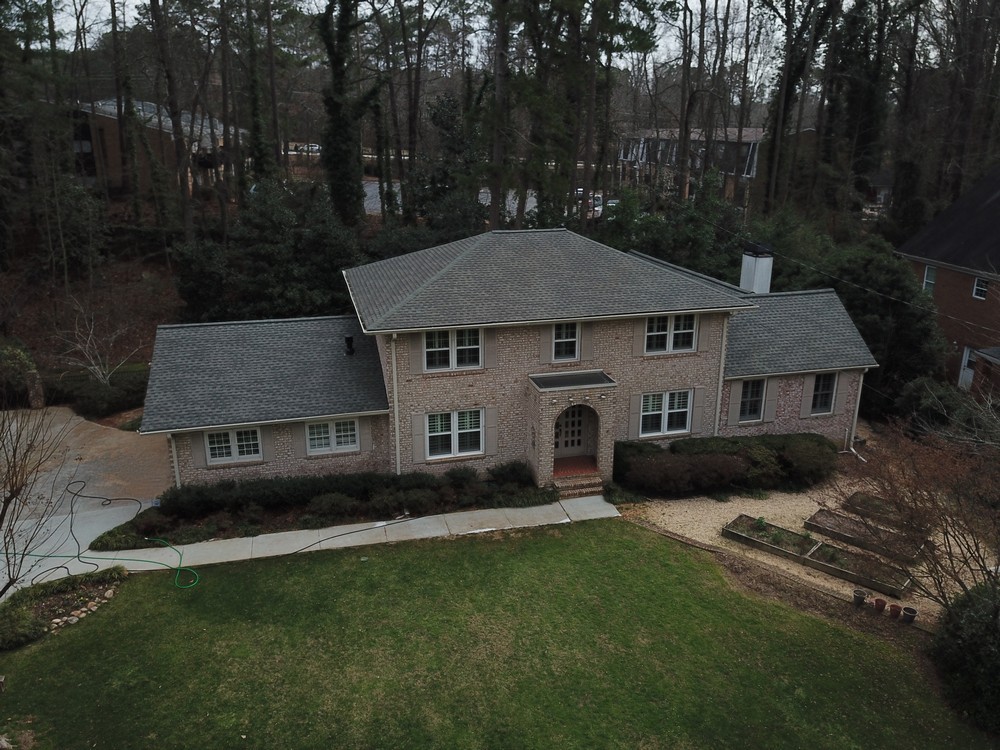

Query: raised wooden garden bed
<box><xmin>722</xmin><ymin>514</ymin><xmax>911</xmax><ymax>598</ymax></box>
<box><xmin>802</xmin><ymin>542</ymin><xmax>911</xmax><ymax>598</ymax></box>
<box><xmin>721</xmin><ymin>514</ymin><xmax>818</xmax><ymax>562</ymax></box>
<box><xmin>804</xmin><ymin>508</ymin><xmax>924</xmax><ymax>563</ymax></box>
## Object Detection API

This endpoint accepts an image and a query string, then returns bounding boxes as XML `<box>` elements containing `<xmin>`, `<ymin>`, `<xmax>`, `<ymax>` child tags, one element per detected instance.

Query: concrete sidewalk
<box><xmin>30</xmin><ymin>496</ymin><xmax>619</xmax><ymax>582</ymax></box>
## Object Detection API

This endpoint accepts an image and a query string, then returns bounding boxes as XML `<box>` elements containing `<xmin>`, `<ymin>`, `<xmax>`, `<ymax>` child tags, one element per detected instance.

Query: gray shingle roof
<box><xmin>896</xmin><ymin>165</ymin><xmax>1000</xmax><ymax>275</ymax></box>
<box><xmin>344</xmin><ymin>229</ymin><xmax>753</xmax><ymax>331</ymax></box>
<box><xmin>725</xmin><ymin>290</ymin><xmax>878</xmax><ymax>378</ymax></box>
<box><xmin>140</xmin><ymin>316</ymin><xmax>388</xmax><ymax>433</ymax></box>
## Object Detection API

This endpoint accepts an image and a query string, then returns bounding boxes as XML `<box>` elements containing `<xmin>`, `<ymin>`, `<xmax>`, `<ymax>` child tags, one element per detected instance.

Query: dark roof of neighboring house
<box><xmin>140</xmin><ymin>316</ymin><xmax>388</xmax><ymax>434</ymax></box>
<box><xmin>343</xmin><ymin>229</ymin><xmax>754</xmax><ymax>332</ymax></box>
<box><xmin>896</xmin><ymin>166</ymin><xmax>1000</xmax><ymax>276</ymax></box>
<box><xmin>725</xmin><ymin>290</ymin><xmax>878</xmax><ymax>378</ymax></box>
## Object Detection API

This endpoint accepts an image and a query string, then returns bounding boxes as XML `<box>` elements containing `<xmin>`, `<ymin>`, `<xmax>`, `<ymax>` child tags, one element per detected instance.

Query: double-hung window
<box><xmin>552</xmin><ymin>323</ymin><xmax>579</xmax><ymax>361</ymax></box>
<box><xmin>640</xmin><ymin>390</ymin><xmax>692</xmax><ymax>435</ymax></box>
<box><xmin>306</xmin><ymin>419</ymin><xmax>359</xmax><ymax>455</ymax></box>
<box><xmin>810</xmin><ymin>373</ymin><xmax>837</xmax><ymax>415</ymax></box>
<box><xmin>427</xmin><ymin>409</ymin><xmax>483</xmax><ymax>458</ymax></box>
<box><xmin>205</xmin><ymin>427</ymin><xmax>261</xmax><ymax>464</ymax></box>
<box><xmin>645</xmin><ymin>314</ymin><xmax>697</xmax><ymax>354</ymax></box>
<box><xmin>923</xmin><ymin>266</ymin><xmax>936</xmax><ymax>293</ymax></box>
<box><xmin>739</xmin><ymin>379</ymin><xmax>766</xmax><ymax>422</ymax></box>
<box><xmin>424</xmin><ymin>329</ymin><xmax>481</xmax><ymax>371</ymax></box>
<box><xmin>974</xmin><ymin>278</ymin><xmax>989</xmax><ymax>300</ymax></box>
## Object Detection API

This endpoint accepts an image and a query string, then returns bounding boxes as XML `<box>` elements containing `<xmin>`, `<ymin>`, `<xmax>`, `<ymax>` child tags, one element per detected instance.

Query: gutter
<box><xmin>139</xmin><ymin>408</ymin><xmax>392</xmax><ymax>436</ymax></box>
<box><xmin>713</xmin><ymin>313</ymin><xmax>730</xmax><ymax>436</ymax></box>
<box><xmin>391</xmin><ymin>333</ymin><xmax>401</xmax><ymax>475</ymax></box>
<box><xmin>169</xmin><ymin>434</ymin><xmax>181</xmax><ymax>489</ymax></box>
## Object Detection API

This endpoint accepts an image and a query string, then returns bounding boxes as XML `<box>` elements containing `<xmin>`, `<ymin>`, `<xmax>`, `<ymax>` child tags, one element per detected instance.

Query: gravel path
<box><xmin>621</xmin><ymin>479</ymin><xmax>942</xmax><ymax>625</ymax></box>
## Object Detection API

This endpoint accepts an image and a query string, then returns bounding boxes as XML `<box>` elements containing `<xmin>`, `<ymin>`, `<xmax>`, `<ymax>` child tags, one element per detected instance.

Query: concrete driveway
<box><xmin>5</xmin><ymin>407</ymin><xmax>172</xmax><ymax>594</ymax></box>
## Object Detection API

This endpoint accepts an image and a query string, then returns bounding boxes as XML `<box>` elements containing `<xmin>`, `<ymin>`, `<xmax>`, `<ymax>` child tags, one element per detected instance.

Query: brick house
<box><xmin>897</xmin><ymin>167</ymin><xmax>1000</xmax><ymax>393</ymax></box>
<box><xmin>141</xmin><ymin>229</ymin><xmax>876</xmax><ymax>490</ymax></box>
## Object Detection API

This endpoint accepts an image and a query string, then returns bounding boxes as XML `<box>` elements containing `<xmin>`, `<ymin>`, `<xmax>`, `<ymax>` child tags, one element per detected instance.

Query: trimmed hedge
<box><xmin>91</xmin><ymin>462</ymin><xmax>557</xmax><ymax>551</ymax></box>
<box><xmin>615</xmin><ymin>433</ymin><xmax>838</xmax><ymax>497</ymax></box>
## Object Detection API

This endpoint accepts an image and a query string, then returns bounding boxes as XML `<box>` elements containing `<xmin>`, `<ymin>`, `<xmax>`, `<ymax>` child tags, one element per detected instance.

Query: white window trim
<box><xmin>923</xmin><ymin>266</ymin><xmax>936</xmax><ymax>292</ymax></box>
<box><xmin>426</xmin><ymin>408</ymin><xmax>484</xmax><ymax>459</ymax></box>
<box><xmin>205</xmin><ymin>427</ymin><xmax>262</xmax><ymax>465</ymax></box>
<box><xmin>640</xmin><ymin>389</ymin><xmax>692</xmax><ymax>436</ymax></box>
<box><xmin>306</xmin><ymin>419</ymin><xmax>359</xmax><ymax>456</ymax></box>
<box><xmin>644</xmin><ymin>314</ymin><xmax>698</xmax><ymax>355</ymax></box>
<box><xmin>973</xmin><ymin>277</ymin><xmax>989</xmax><ymax>300</ymax></box>
<box><xmin>810</xmin><ymin>373</ymin><xmax>837</xmax><ymax>416</ymax></box>
<box><xmin>738</xmin><ymin>378</ymin><xmax>766</xmax><ymax>423</ymax></box>
<box><xmin>552</xmin><ymin>322</ymin><xmax>579</xmax><ymax>362</ymax></box>
<box><xmin>424</xmin><ymin>329</ymin><xmax>483</xmax><ymax>372</ymax></box>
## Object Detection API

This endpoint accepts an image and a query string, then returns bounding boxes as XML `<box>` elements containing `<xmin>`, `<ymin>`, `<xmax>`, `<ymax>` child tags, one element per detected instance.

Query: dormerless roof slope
<box><xmin>343</xmin><ymin>228</ymin><xmax>754</xmax><ymax>332</ymax></box>
<box><xmin>896</xmin><ymin>165</ymin><xmax>1000</xmax><ymax>275</ymax></box>
<box><xmin>140</xmin><ymin>316</ymin><xmax>388</xmax><ymax>433</ymax></box>
<box><xmin>725</xmin><ymin>290</ymin><xmax>878</xmax><ymax>378</ymax></box>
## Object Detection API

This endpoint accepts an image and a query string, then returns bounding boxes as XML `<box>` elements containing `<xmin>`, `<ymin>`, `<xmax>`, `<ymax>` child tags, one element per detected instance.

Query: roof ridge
<box><xmin>156</xmin><ymin>314</ymin><xmax>357</xmax><ymax>331</ymax></box>
<box><xmin>747</xmin><ymin>288</ymin><xmax>837</xmax><ymax>298</ymax></box>
<box><xmin>628</xmin><ymin>250</ymin><xmax>752</xmax><ymax>298</ymax></box>
<box><xmin>366</xmin><ymin>234</ymin><xmax>484</xmax><ymax>329</ymax></box>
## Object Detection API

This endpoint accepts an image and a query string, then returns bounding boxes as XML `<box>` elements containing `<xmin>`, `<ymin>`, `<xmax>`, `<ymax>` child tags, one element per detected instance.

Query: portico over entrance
<box><xmin>528</xmin><ymin>370</ymin><xmax>617</xmax><ymax>485</ymax></box>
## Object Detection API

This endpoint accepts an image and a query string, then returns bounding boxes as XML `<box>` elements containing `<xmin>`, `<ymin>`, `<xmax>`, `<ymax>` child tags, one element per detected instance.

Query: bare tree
<box><xmin>0</xmin><ymin>398</ymin><xmax>73</xmax><ymax>599</ymax></box>
<box><xmin>54</xmin><ymin>297</ymin><xmax>142</xmax><ymax>387</ymax></box>
<box><xmin>833</xmin><ymin>425</ymin><xmax>1000</xmax><ymax>613</ymax></box>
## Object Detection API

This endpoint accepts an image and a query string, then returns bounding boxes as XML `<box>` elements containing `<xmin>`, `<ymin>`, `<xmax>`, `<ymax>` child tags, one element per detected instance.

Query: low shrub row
<box><xmin>43</xmin><ymin>365</ymin><xmax>149</xmax><ymax>418</ymax></box>
<box><xmin>90</xmin><ymin>462</ymin><xmax>554</xmax><ymax>550</ymax></box>
<box><xmin>614</xmin><ymin>433</ymin><xmax>838</xmax><ymax>497</ymax></box>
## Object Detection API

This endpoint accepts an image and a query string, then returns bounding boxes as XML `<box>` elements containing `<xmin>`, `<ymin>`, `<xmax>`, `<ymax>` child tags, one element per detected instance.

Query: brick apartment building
<box><xmin>897</xmin><ymin>168</ymin><xmax>1000</xmax><ymax>394</ymax></box>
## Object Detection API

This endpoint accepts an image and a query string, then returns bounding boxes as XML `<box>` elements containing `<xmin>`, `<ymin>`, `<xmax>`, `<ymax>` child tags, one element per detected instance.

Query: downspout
<box><xmin>168</xmin><ymin>434</ymin><xmax>181</xmax><ymax>488</ymax></box>
<box><xmin>846</xmin><ymin>368</ymin><xmax>867</xmax><ymax>452</ymax></box>
<box><xmin>391</xmin><ymin>333</ymin><xmax>401</xmax><ymax>475</ymax></box>
<box><xmin>713</xmin><ymin>313</ymin><xmax>731</xmax><ymax>436</ymax></box>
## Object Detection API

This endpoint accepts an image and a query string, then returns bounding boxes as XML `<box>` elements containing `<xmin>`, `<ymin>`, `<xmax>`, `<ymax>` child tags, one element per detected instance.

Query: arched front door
<box><xmin>553</xmin><ymin>404</ymin><xmax>598</xmax><ymax>459</ymax></box>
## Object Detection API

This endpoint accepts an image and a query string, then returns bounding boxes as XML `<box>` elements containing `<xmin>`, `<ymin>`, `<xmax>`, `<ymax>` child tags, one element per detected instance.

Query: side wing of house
<box><xmin>718</xmin><ymin>290</ymin><xmax>877</xmax><ymax>448</ymax></box>
<box><xmin>140</xmin><ymin>316</ymin><xmax>391</xmax><ymax>487</ymax></box>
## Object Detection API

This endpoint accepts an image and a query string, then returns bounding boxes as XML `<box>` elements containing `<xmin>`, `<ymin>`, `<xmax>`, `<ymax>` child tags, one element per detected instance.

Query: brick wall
<box><xmin>910</xmin><ymin>260</ymin><xmax>1000</xmax><ymax>384</ymax></box>
<box><xmin>377</xmin><ymin>314</ymin><xmax>727</xmax><ymax>485</ymax></box>
<box><xmin>717</xmin><ymin>370</ymin><xmax>863</xmax><ymax>448</ymax></box>
<box><xmin>173</xmin><ymin>416</ymin><xmax>392</xmax><ymax>486</ymax></box>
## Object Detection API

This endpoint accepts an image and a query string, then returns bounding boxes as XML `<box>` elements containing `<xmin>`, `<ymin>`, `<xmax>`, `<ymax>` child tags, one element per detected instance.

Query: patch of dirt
<box><xmin>28</xmin><ymin>578</ymin><xmax>120</xmax><ymax>625</ymax></box>
<box><xmin>95</xmin><ymin>406</ymin><xmax>144</xmax><ymax>429</ymax></box>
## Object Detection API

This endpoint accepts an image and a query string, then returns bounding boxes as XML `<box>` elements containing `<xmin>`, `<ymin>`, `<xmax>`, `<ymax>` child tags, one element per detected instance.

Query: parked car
<box><xmin>296</xmin><ymin>143</ymin><xmax>321</xmax><ymax>154</ymax></box>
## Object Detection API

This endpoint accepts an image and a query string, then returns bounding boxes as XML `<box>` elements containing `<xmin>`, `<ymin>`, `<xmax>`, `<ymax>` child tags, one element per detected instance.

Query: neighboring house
<box><xmin>617</xmin><ymin>127</ymin><xmax>763</xmax><ymax>202</ymax></box>
<box><xmin>896</xmin><ymin>167</ymin><xmax>1000</xmax><ymax>393</ymax></box>
<box><xmin>141</xmin><ymin>229</ymin><xmax>877</xmax><ymax>491</ymax></box>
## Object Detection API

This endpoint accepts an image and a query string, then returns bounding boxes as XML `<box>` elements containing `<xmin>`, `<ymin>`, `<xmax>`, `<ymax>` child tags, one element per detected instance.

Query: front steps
<box><xmin>553</xmin><ymin>473</ymin><xmax>605</xmax><ymax>500</ymax></box>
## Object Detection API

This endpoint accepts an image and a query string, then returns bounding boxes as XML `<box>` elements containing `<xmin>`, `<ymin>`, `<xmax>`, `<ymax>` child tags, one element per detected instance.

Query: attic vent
<box><xmin>345</xmin><ymin>336</ymin><xmax>355</xmax><ymax>355</ymax></box>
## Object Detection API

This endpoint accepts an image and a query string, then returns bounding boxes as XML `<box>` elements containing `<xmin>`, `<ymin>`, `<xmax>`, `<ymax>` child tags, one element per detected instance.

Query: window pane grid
<box><xmin>207</xmin><ymin>432</ymin><xmax>232</xmax><ymax>460</ymax></box>
<box><xmin>426</xmin><ymin>329</ymin><xmax>482</xmax><ymax>371</ymax></box>
<box><xmin>811</xmin><ymin>374</ymin><xmax>836</xmax><ymax>415</ymax></box>
<box><xmin>308</xmin><ymin>423</ymin><xmax>331</xmax><ymax>451</ymax></box>
<box><xmin>553</xmin><ymin>323</ymin><xmax>578</xmax><ymax>360</ymax></box>
<box><xmin>427</xmin><ymin>409</ymin><xmax>483</xmax><ymax>458</ymax></box>
<box><xmin>640</xmin><ymin>390</ymin><xmax>692</xmax><ymax>435</ymax></box>
<box><xmin>646</xmin><ymin>315</ymin><xmax>696</xmax><ymax>353</ymax></box>
<box><xmin>739</xmin><ymin>379</ymin><xmax>765</xmax><ymax>422</ymax></box>
<box><xmin>334</xmin><ymin>420</ymin><xmax>357</xmax><ymax>448</ymax></box>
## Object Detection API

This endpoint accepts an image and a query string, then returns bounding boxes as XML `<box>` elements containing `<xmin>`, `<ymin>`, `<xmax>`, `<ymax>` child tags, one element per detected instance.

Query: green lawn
<box><xmin>0</xmin><ymin>521</ymin><xmax>993</xmax><ymax>749</ymax></box>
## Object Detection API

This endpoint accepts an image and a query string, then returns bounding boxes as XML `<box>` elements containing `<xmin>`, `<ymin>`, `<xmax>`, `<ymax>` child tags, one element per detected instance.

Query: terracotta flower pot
<box><xmin>873</xmin><ymin>598</ymin><xmax>887</xmax><ymax>613</ymax></box>
<box><xmin>902</xmin><ymin>606</ymin><xmax>917</xmax><ymax>624</ymax></box>
<box><xmin>889</xmin><ymin>603</ymin><xmax>902</xmax><ymax>618</ymax></box>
